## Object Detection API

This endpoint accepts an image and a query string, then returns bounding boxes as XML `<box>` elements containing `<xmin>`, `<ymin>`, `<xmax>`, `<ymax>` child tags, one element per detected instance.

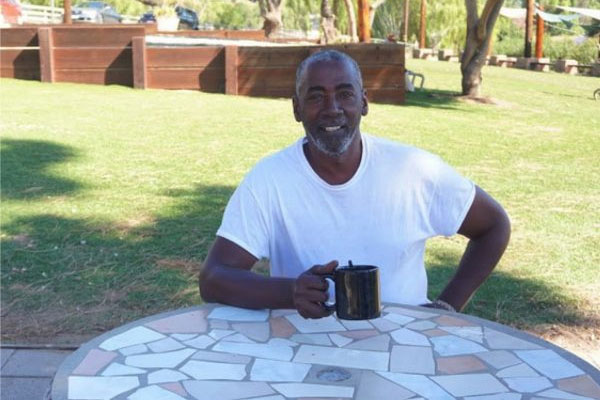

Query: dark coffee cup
<box><xmin>324</xmin><ymin>263</ymin><xmax>381</xmax><ymax>320</ymax></box>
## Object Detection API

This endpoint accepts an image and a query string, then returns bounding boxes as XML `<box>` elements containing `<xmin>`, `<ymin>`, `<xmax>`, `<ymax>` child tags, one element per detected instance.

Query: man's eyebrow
<box><xmin>306</xmin><ymin>85</ymin><xmax>325</xmax><ymax>93</ymax></box>
<box><xmin>335</xmin><ymin>83</ymin><xmax>356</xmax><ymax>91</ymax></box>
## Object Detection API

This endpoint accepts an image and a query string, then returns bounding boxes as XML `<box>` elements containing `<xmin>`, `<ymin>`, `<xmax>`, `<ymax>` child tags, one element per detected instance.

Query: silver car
<box><xmin>72</xmin><ymin>1</ymin><xmax>122</xmax><ymax>23</ymax></box>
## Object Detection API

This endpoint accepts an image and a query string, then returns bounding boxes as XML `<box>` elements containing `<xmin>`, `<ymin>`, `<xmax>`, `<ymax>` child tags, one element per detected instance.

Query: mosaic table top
<box><xmin>51</xmin><ymin>303</ymin><xmax>600</xmax><ymax>400</ymax></box>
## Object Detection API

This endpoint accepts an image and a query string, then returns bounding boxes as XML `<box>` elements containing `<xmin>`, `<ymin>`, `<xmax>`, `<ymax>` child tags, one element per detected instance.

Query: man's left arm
<box><xmin>435</xmin><ymin>185</ymin><xmax>511</xmax><ymax>311</ymax></box>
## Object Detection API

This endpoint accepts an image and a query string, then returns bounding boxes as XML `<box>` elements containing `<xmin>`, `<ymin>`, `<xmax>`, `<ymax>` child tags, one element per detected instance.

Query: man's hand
<box><xmin>293</xmin><ymin>260</ymin><xmax>338</xmax><ymax>319</ymax></box>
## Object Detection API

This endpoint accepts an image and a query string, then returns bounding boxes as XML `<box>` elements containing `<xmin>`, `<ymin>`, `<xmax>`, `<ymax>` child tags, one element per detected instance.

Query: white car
<box><xmin>72</xmin><ymin>1</ymin><xmax>121</xmax><ymax>23</ymax></box>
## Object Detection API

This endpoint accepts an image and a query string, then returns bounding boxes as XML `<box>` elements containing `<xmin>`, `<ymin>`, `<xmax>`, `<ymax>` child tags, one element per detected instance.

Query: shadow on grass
<box><xmin>426</xmin><ymin>247</ymin><xmax>598</xmax><ymax>330</ymax></box>
<box><xmin>404</xmin><ymin>88</ymin><xmax>464</xmax><ymax>110</ymax></box>
<box><xmin>0</xmin><ymin>139</ymin><xmax>84</xmax><ymax>199</ymax></box>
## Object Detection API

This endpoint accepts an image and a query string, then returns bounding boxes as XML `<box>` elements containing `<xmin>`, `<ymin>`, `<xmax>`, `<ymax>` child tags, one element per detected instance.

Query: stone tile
<box><xmin>439</xmin><ymin>326</ymin><xmax>484</xmax><ymax>343</ymax></box>
<box><xmin>268</xmin><ymin>338</ymin><xmax>299</xmax><ymax>347</ymax></box>
<box><xmin>221</xmin><ymin>333</ymin><xmax>256</xmax><ymax>343</ymax></box>
<box><xmin>293</xmin><ymin>345</ymin><xmax>388</xmax><ymax>371</ymax></box>
<box><xmin>171</xmin><ymin>333</ymin><xmax>198</xmax><ymax>341</ymax></box>
<box><xmin>355</xmin><ymin>370</ymin><xmax>415</xmax><ymax>400</ymax></box>
<box><xmin>270</xmin><ymin>316</ymin><xmax>297</xmax><ymax>338</ymax></box>
<box><xmin>405</xmin><ymin>320</ymin><xmax>437</xmax><ymax>331</ymax></box>
<box><xmin>0</xmin><ymin>377</ymin><xmax>52</xmax><ymax>400</ymax></box>
<box><xmin>271</xmin><ymin>383</ymin><xmax>354</xmax><ymax>398</ymax></box>
<box><xmin>148</xmin><ymin>369</ymin><xmax>189</xmax><ymax>384</ymax></box>
<box><xmin>515</xmin><ymin>349</ymin><xmax>584</xmax><ymax>379</ymax></box>
<box><xmin>558</xmin><ymin>375</ymin><xmax>600</xmax><ymax>399</ymax></box>
<box><xmin>1</xmin><ymin>348</ymin><xmax>14</xmax><ymax>368</ymax></box>
<box><xmin>432</xmin><ymin>373</ymin><xmax>509</xmax><ymax>397</ymax></box>
<box><xmin>385</xmin><ymin>306</ymin><xmax>438</xmax><ymax>319</ymax></box>
<box><xmin>208</xmin><ymin>329</ymin><xmax>235</xmax><ymax>340</ymax></box>
<box><xmin>329</xmin><ymin>333</ymin><xmax>353</xmax><ymax>347</ymax></box>
<box><xmin>125</xmin><ymin>348</ymin><xmax>195</xmax><ymax>368</ymax></box>
<box><xmin>475</xmin><ymin>350</ymin><xmax>521</xmax><ymax>369</ymax></box>
<box><xmin>183</xmin><ymin>334</ymin><xmax>215</xmax><ymax>349</ymax></box>
<box><xmin>180</xmin><ymin>360</ymin><xmax>247</xmax><ymax>380</ymax></box>
<box><xmin>232</xmin><ymin>322</ymin><xmax>270</xmax><ymax>342</ymax></box>
<box><xmin>119</xmin><ymin>344</ymin><xmax>149</xmax><ymax>356</ymax></box>
<box><xmin>465</xmin><ymin>394</ymin><xmax>522</xmax><ymax>400</ymax></box>
<box><xmin>431</xmin><ymin>335</ymin><xmax>487</xmax><ymax>356</ymax></box>
<box><xmin>341</xmin><ymin>320</ymin><xmax>374</xmax><ymax>330</ymax></box>
<box><xmin>390</xmin><ymin>345</ymin><xmax>435</xmax><ymax>374</ymax></box>
<box><xmin>538</xmin><ymin>388</ymin><xmax>597</xmax><ymax>400</ymax></box>
<box><xmin>346</xmin><ymin>334</ymin><xmax>390</xmax><ymax>351</ymax></box>
<box><xmin>71</xmin><ymin>349</ymin><xmax>117</xmax><ymax>376</ymax></box>
<box><xmin>101</xmin><ymin>362</ymin><xmax>146</xmax><ymax>376</ymax></box>
<box><xmin>484</xmin><ymin>328</ymin><xmax>542</xmax><ymax>350</ymax></box>
<box><xmin>148</xmin><ymin>337</ymin><xmax>186</xmax><ymax>352</ymax></box>
<box><xmin>146</xmin><ymin>310</ymin><xmax>208</xmax><ymax>334</ymax></box>
<box><xmin>291</xmin><ymin>333</ymin><xmax>332</xmax><ymax>345</ymax></box>
<box><xmin>376</xmin><ymin>372</ymin><xmax>454</xmax><ymax>400</ymax></box>
<box><xmin>183</xmin><ymin>380</ymin><xmax>275</xmax><ymax>400</ymax></box>
<box><xmin>285</xmin><ymin>314</ymin><xmax>346</xmax><ymax>333</ymax></box>
<box><xmin>371</xmin><ymin>317</ymin><xmax>402</xmax><ymax>332</ymax></box>
<box><xmin>207</xmin><ymin>306</ymin><xmax>269</xmax><ymax>321</ymax></box>
<box><xmin>503</xmin><ymin>377</ymin><xmax>553</xmax><ymax>393</ymax></box>
<box><xmin>383</xmin><ymin>313</ymin><xmax>415</xmax><ymax>326</ymax></box>
<box><xmin>68</xmin><ymin>376</ymin><xmax>139</xmax><ymax>399</ymax></box>
<box><xmin>422</xmin><ymin>329</ymin><xmax>449</xmax><ymax>337</ymax></box>
<box><xmin>128</xmin><ymin>384</ymin><xmax>187</xmax><ymax>400</ymax></box>
<box><xmin>191</xmin><ymin>349</ymin><xmax>251</xmax><ymax>364</ymax></box>
<box><xmin>436</xmin><ymin>355</ymin><xmax>487</xmax><ymax>374</ymax></box>
<box><xmin>212</xmin><ymin>341</ymin><xmax>293</xmax><ymax>361</ymax></box>
<box><xmin>2</xmin><ymin>349</ymin><xmax>71</xmax><ymax>377</ymax></box>
<box><xmin>250</xmin><ymin>358</ymin><xmax>311</xmax><ymax>382</ymax></box>
<box><xmin>390</xmin><ymin>328</ymin><xmax>430</xmax><ymax>346</ymax></box>
<box><xmin>497</xmin><ymin>363</ymin><xmax>539</xmax><ymax>378</ymax></box>
<box><xmin>209</xmin><ymin>319</ymin><xmax>229</xmax><ymax>329</ymax></box>
<box><xmin>100</xmin><ymin>326</ymin><xmax>166</xmax><ymax>351</ymax></box>
<box><xmin>435</xmin><ymin>315</ymin><xmax>476</xmax><ymax>326</ymax></box>
<box><xmin>339</xmin><ymin>329</ymin><xmax>379</xmax><ymax>340</ymax></box>
<box><xmin>160</xmin><ymin>382</ymin><xmax>188</xmax><ymax>397</ymax></box>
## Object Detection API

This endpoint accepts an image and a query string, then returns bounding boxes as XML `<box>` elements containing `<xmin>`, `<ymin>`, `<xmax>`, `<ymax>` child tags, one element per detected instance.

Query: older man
<box><xmin>199</xmin><ymin>50</ymin><xmax>511</xmax><ymax>319</ymax></box>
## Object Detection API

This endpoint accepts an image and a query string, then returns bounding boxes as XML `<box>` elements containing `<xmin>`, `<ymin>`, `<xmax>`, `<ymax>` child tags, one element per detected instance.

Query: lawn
<box><xmin>1</xmin><ymin>59</ymin><xmax>598</xmax><ymax>363</ymax></box>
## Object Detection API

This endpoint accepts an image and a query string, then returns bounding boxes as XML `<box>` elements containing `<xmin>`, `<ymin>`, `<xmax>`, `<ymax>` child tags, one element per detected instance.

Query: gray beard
<box><xmin>307</xmin><ymin>130</ymin><xmax>355</xmax><ymax>157</ymax></box>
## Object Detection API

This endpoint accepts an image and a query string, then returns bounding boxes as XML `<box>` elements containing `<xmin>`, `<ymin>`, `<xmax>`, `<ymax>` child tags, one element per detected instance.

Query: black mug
<box><xmin>324</xmin><ymin>263</ymin><xmax>381</xmax><ymax>320</ymax></box>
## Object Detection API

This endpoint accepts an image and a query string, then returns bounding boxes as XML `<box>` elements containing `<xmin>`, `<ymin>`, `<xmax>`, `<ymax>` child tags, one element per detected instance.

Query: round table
<box><xmin>52</xmin><ymin>303</ymin><xmax>600</xmax><ymax>400</ymax></box>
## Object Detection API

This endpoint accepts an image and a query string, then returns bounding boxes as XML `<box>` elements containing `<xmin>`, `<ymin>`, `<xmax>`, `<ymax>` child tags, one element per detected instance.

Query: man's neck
<box><xmin>303</xmin><ymin>133</ymin><xmax>363</xmax><ymax>185</ymax></box>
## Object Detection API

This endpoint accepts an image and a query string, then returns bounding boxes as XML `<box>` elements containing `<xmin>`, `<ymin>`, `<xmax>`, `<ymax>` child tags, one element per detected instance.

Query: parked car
<box><xmin>0</xmin><ymin>0</ymin><xmax>22</xmax><ymax>25</ymax></box>
<box><xmin>138</xmin><ymin>5</ymin><xmax>199</xmax><ymax>30</ymax></box>
<box><xmin>72</xmin><ymin>1</ymin><xmax>122</xmax><ymax>24</ymax></box>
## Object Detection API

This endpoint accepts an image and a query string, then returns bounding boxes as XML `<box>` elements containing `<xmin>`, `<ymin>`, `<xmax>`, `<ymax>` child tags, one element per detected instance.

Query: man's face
<box><xmin>293</xmin><ymin>59</ymin><xmax>368</xmax><ymax>157</ymax></box>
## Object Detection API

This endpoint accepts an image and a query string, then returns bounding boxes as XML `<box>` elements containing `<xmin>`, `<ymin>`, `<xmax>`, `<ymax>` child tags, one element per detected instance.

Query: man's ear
<box><xmin>292</xmin><ymin>95</ymin><xmax>302</xmax><ymax>122</ymax></box>
<box><xmin>361</xmin><ymin>89</ymin><xmax>369</xmax><ymax>116</ymax></box>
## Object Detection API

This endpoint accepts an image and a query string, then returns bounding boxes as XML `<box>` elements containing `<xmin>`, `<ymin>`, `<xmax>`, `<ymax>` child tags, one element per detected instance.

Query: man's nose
<box><xmin>322</xmin><ymin>94</ymin><xmax>342</xmax><ymax>115</ymax></box>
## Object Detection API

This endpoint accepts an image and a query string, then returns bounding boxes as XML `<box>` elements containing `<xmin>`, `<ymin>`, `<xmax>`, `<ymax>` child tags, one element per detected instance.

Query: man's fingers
<box><xmin>309</xmin><ymin>260</ymin><xmax>338</xmax><ymax>275</ymax></box>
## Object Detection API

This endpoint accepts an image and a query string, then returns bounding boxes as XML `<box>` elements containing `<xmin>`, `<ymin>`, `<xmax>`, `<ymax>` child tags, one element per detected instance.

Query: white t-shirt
<box><xmin>217</xmin><ymin>133</ymin><xmax>475</xmax><ymax>305</ymax></box>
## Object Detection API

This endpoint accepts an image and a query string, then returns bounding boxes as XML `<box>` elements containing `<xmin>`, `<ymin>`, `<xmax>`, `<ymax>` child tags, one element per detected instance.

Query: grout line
<box><xmin>0</xmin><ymin>344</ymin><xmax>79</xmax><ymax>350</ymax></box>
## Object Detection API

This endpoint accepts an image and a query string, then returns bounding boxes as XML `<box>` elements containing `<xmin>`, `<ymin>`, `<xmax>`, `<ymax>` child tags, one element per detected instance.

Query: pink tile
<box><xmin>145</xmin><ymin>310</ymin><xmax>207</xmax><ymax>333</ymax></box>
<box><xmin>436</xmin><ymin>356</ymin><xmax>487</xmax><ymax>374</ymax></box>
<box><xmin>160</xmin><ymin>382</ymin><xmax>188</xmax><ymax>397</ymax></box>
<box><xmin>270</xmin><ymin>317</ymin><xmax>297</xmax><ymax>338</ymax></box>
<box><xmin>422</xmin><ymin>329</ymin><xmax>449</xmax><ymax>337</ymax></box>
<box><xmin>434</xmin><ymin>315</ymin><xmax>476</xmax><ymax>327</ymax></box>
<box><xmin>557</xmin><ymin>375</ymin><xmax>600</xmax><ymax>399</ymax></box>
<box><xmin>72</xmin><ymin>349</ymin><xmax>118</xmax><ymax>375</ymax></box>
<box><xmin>339</xmin><ymin>330</ymin><xmax>378</xmax><ymax>339</ymax></box>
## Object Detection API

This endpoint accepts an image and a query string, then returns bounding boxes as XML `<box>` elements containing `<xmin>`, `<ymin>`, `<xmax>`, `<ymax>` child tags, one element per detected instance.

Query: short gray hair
<box><xmin>295</xmin><ymin>50</ymin><xmax>363</xmax><ymax>96</ymax></box>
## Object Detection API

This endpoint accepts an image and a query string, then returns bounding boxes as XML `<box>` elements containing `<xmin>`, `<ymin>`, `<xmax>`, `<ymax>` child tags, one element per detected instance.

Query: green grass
<box><xmin>1</xmin><ymin>60</ymin><xmax>599</xmax><ymax>342</ymax></box>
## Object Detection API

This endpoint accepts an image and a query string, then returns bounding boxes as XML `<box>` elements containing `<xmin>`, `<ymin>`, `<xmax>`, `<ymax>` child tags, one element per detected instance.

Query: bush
<box><xmin>544</xmin><ymin>36</ymin><xmax>598</xmax><ymax>64</ymax></box>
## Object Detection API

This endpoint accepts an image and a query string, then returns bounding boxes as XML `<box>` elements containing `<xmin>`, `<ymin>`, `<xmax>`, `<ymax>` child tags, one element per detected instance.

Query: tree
<box><xmin>343</xmin><ymin>0</ymin><xmax>358</xmax><ymax>41</ymax></box>
<box><xmin>256</xmin><ymin>0</ymin><xmax>286</xmax><ymax>37</ymax></box>
<box><xmin>461</xmin><ymin>0</ymin><xmax>504</xmax><ymax>97</ymax></box>
<box><xmin>320</xmin><ymin>0</ymin><xmax>338</xmax><ymax>43</ymax></box>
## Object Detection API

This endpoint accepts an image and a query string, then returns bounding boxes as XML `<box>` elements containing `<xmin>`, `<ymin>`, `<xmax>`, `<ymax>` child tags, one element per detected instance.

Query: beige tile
<box><xmin>436</xmin><ymin>356</ymin><xmax>487</xmax><ymax>374</ymax></box>
<box><xmin>557</xmin><ymin>375</ymin><xmax>600</xmax><ymax>399</ymax></box>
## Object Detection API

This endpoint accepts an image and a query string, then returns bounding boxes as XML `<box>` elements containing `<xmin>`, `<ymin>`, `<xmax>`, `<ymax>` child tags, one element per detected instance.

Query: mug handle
<box><xmin>324</xmin><ymin>275</ymin><xmax>336</xmax><ymax>311</ymax></box>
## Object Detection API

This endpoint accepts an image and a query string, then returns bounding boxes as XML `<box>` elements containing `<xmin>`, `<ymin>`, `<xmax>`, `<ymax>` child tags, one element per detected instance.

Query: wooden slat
<box><xmin>362</xmin><ymin>66</ymin><xmax>404</xmax><ymax>89</ymax></box>
<box><xmin>53</xmin><ymin>48</ymin><xmax>132</xmax><ymax>69</ymax></box>
<box><xmin>225</xmin><ymin>46</ymin><xmax>238</xmax><ymax>95</ymax></box>
<box><xmin>237</xmin><ymin>86</ymin><xmax>294</xmax><ymax>98</ymax></box>
<box><xmin>52</xmin><ymin>26</ymin><xmax>146</xmax><ymax>47</ymax></box>
<box><xmin>0</xmin><ymin>27</ymin><xmax>39</xmax><ymax>47</ymax></box>
<box><xmin>39</xmin><ymin>27</ymin><xmax>54</xmax><ymax>83</ymax></box>
<box><xmin>237</xmin><ymin>67</ymin><xmax>296</xmax><ymax>89</ymax></box>
<box><xmin>146</xmin><ymin>47</ymin><xmax>224</xmax><ymax>68</ymax></box>
<box><xmin>238</xmin><ymin>47</ymin><xmax>312</xmax><ymax>67</ymax></box>
<box><xmin>0</xmin><ymin>48</ymin><xmax>39</xmax><ymax>69</ymax></box>
<box><xmin>366</xmin><ymin>88</ymin><xmax>404</xmax><ymax>104</ymax></box>
<box><xmin>147</xmin><ymin>68</ymin><xmax>224</xmax><ymax>92</ymax></box>
<box><xmin>163</xmin><ymin>30</ymin><xmax>266</xmax><ymax>40</ymax></box>
<box><xmin>0</xmin><ymin>68</ymin><xmax>40</xmax><ymax>80</ymax></box>
<box><xmin>132</xmin><ymin>36</ymin><xmax>147</xmax><ymax>89</ymax></box>
<box><xmin>54</xmin><ymin>68</ymin><xmax>132</xmax><ymax>86</ymax></box>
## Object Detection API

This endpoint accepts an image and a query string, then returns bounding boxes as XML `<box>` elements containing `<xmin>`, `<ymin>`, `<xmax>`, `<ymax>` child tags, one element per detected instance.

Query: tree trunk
<box><xmin>258</xmin><ymin>0</ymin><xmax>285</xmax><ymax>38</ymax></box>
<box><xmin>461</xmin><ymin>0</ymin><xmax>504</xmax><ymax>97</ymax></box>
<box><xmin>369</xmin><ymin>0</ymin><xmax>386</xmax><ymax>27</ymax></box>
<box><xmin>342</xmin><ymin>0</ymin><xmax>358</xmax><ymax>42</ymax></box>
<box><xmin>321</xmin><ymin>0</ymin><xmax>338</xmax><ymax>44</ymax></box>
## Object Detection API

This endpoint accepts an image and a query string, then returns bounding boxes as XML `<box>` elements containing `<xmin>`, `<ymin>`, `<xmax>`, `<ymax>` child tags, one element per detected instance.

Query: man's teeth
<box><xmin>324</xmin><ymin>126</ymin><xmax>341</xmax><ymax>132</ymax></box>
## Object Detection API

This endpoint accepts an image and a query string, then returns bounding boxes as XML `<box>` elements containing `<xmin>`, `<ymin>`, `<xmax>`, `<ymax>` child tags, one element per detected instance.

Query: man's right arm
<box><xmin>199</xmin><ymin>236</ymin><xmax>336</xmax><ymax>318</ymax></box>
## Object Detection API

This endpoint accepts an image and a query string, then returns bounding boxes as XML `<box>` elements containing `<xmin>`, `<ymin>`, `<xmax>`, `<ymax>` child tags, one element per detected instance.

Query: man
<box><xmin>199</xmin><ymin>50</ymin><xmax>510</xmax><ymax>319</ymax></box>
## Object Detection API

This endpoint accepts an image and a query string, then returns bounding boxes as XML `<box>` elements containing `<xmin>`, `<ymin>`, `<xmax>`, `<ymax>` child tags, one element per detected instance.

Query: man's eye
<box><xmin>307</xmin><ymin>94</ymin><xmax>323</xmax><ymax>102</ymax></box>
<box><xmin>339</xmin><ymin>91</ymin><xmax>355</xmax><ymax>99</ymax></box>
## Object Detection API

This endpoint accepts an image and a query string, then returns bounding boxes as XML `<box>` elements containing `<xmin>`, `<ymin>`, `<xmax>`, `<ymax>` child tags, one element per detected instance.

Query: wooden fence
<box><xmin>1</xmin><ymin>25</ymin><xmax>405</xmax><ymax>104</ymax></box>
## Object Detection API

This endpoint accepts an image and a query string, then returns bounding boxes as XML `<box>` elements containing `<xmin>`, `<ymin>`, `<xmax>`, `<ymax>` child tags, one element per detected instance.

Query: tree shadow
<box><xmin>403</xmin><ymin>88</ymin><xmax>465</xmax><ymax>110</ymax></box>
<box><xmin>0</xmin><ymin>139</ymin><xmax>85</xmax><ymax>200</ymax></box>
<box><xmin>426</xmin><ymin>247</ymin><xmax>598</xmax><ymax>330</ymax></box>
